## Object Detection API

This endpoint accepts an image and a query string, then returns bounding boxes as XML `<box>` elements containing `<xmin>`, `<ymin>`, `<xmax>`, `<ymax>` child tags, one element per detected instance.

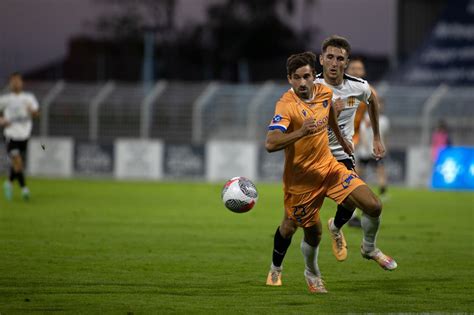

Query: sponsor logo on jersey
<box><xmin>342</xmin><ymin>173</ymin><xmax>359</xmax><ymax>189</ymax></box>
<box><xmin>310</xmin><ymin>116</ymin><xmax>329</xmax><ymax>134</ymax></box>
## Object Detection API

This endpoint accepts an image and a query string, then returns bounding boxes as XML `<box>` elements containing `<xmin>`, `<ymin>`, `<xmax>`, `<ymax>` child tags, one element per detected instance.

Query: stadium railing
<box><xmin>23</xmin><ymin>80</ymin><xmax>473</xmax><ymax>148</ymax></box>
<box><xmin>3</xmin><ymin>80</ymin><xmax>472</xmax><ymax>185</ymax></box>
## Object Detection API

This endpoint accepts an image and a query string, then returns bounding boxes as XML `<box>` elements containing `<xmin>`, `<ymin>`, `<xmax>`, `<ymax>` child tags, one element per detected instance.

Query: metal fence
<box><xmin>13</xmin><ymin>80</ymin><xmax>474</xmax><ymax>148</ymax></box>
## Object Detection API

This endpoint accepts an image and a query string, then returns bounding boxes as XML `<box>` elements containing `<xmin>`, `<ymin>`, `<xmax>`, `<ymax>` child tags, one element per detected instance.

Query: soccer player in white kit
<box><xmin>0</xmin><ymin>73</ymin><xmax>39</xmax><ymax>200</ymax></box>
<box><xmin>314</xmin><ymin>36</ymin><xmax>394</xmax><ymax>267</ymax></box>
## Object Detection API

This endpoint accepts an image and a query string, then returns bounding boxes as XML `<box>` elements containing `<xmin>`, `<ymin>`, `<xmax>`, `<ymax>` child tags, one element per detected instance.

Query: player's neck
<box><xmin>325</xmin><ymin>76</ymin><xmax>343</xmax><ymax>86</ymax></box>
<box><xmin>299</xmin><ymin>91</ymin><xmax>314</xmax><ymax>103</ymax></box>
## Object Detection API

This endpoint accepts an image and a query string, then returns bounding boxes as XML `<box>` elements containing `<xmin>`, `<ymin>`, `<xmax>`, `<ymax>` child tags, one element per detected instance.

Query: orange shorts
<box><xmin>284</xmin><ymin>160</ymin><xmax>365</xmax><ymax>227</ymax></box>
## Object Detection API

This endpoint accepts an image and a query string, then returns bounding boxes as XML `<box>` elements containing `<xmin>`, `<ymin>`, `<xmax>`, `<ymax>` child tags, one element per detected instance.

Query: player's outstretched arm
<box><xmin>265</xmin><ymin>118</ymin><xmax>317</xmax><ymax>152</ymax></box>
<box><xmin>367</xmin><ymin>86</ymin><xmax>385</xmax><ymax>159</ymax></box>
<box><xmin>328</xmin><ymin>105</ymin><xmax>353</xmax><ymax>155</ymax></box>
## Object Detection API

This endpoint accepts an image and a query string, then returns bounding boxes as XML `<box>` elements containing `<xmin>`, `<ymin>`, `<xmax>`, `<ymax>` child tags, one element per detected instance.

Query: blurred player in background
<box><xmin>356</xmin><ymin>99</ymin><xmax>390</xmax><ymax>200</ymax></box>
<box><xmin>431</xmin><ymin>119</ymin><xmax>451</xmax><ymax>163</ymax></box>
<box><xmin>0</xmin><ymin>73</ymin><xmax>39</xmax><ymax>200</ymax></box>
<box><xmin>314</xmin><ymin>35</ymin><xmax>388</xmax><ymax>263</ymax></box>
<box><xmin>265</xmin><ymin>52</ymin><xmax>396</xmax><ymax>293</ymax></box>
<box><xmin>347</xmin><ymin>56</ymin><xmax>368</xmax><ymax>150</ymax></box>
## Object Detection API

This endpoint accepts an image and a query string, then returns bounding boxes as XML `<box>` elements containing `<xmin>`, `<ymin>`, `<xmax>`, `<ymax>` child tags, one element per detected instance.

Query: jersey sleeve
<box><xmin>27</xmin><ymin>93</ymin><xmax>39</xmax><ymax>111</ymax></box>
<box><xmin>0</xmin><ymin>95</ymin><xmax>8</xmax><ymax>111</ymax></box>
<box><xmin>361</xmin><ymin>81</ymin><xmax>372</xmax><ymax>103</ymax></box>
<box><xmin>268</xmin><ymin>99</ymin><xmax>291</xmax><ymax>132</ymax></box>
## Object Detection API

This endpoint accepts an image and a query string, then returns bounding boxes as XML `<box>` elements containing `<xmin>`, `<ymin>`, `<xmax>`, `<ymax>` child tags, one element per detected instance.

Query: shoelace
<box><xmin>315</xmin><ymin>278</ymin><xmax>325</xmax><ymax>287</ymax></box>
<box><xmin>309</xmin><ymin>277</ymin><xmax>326</xmax><ymax>291</ymax></box>
<box><xmin>333</xmin><ymin>232</ymin><xmax>344</xmax><ymax>249</ymax></box>
<box><xmin>271</xmin><ymin>271</ymin><xmax>280</xmax><ymax>282</ymax></box>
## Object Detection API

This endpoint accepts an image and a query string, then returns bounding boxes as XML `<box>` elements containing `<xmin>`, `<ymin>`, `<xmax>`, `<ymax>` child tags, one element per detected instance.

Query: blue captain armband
<box><xmin>268</xmin><ymin>125</ymin><xmax>287</xmax><ymax>132</ymax></box>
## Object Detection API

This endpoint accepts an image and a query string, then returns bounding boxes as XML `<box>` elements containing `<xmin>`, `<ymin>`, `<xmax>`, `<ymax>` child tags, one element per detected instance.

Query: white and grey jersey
<box><xmin>0</xmin><ymin>92</ymin><xmax>39</xmax><ymax>141</ymax></box>
<box><xmin>314</xmin><ymin>73</ymin><xmax>371</xmax><ymax>160</ymax></box>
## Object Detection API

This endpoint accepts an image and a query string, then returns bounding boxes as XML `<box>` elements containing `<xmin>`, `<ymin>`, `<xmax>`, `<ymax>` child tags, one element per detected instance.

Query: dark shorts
<box><xmin>6</xmin><ymin>138</ymin><xmax>28</xmax><ymax>158</ymax></box>
<box><xmin>359</xmin><ymin>157</ymin><xmax>384</xmax><ymax>167</ymax></box>
<box><xmin>338</xmin><ymin>156</ymin><xmax>356</xmax><ymax>171</ymax></box>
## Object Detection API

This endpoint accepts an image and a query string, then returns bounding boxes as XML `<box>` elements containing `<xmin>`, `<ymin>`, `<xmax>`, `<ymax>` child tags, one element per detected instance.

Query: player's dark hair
<box><xmin>286</xmin><ymin>52</ymin><xmax>317</xmax><ymax>76</ymax></box>
<box><xmin>321</xmin><ymin>35</ymin><xmax>351</xmax><ymax>56</ymax></box>
<box><xmin>9</xmin><ymin>72</ymin><xmax>22</xmax><ymax>79</ymax></box>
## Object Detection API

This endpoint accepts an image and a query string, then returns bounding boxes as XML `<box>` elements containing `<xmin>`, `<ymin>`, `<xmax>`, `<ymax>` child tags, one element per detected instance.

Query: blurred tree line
<box><xmin>33</xmin><ymin>0</ymin><xmax>316</xmax><ymax>82</ymax></box>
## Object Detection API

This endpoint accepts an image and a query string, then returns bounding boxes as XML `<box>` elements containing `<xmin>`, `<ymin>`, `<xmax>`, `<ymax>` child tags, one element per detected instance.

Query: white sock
<box><xmin>329</xmin><ymin>220</ymin><xmax>339</xmax><ymax>233</ymax></box>
<box><xmin>270</xmin><ymin>263</ymin><xmax>281</xmax><ymax>272</ymax></box>
<box><xmin>361</xmin><ymin>213</ymin><xmax>380</xmax><ymax>253</ymax></box>
<box><xmin>351</xmin><ymin>210</ymin><xmax>358</xmax><ymax>219</ymax></box>
<box><xmin>300</xmin><ymin>239</ymin><xmax>321</xmax><ymax>277</ymax></box>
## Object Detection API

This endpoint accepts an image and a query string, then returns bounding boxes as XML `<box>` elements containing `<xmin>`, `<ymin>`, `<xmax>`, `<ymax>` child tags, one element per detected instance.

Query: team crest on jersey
<box><xmin>347</xmin><ymin>96</ymin><xmax>356</xmax><ymax>107</ymax></box>
<box><xmin>342</xmin><ymin>173</ymin><xmax>359</xmax><ymax>189</ymax></box>
<box><xmin>272</xmin><ymin>114</ymin><xmax>282</xmax><ymax>123</ymax></box>
<box><xmin>322</xmin><ymin>100</ymin><xmax>329</xmax><ymax>108</ymax></box>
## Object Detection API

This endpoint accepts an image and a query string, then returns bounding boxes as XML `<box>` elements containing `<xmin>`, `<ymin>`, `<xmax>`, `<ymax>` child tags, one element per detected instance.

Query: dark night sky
<box><xmin>0</xmin><ymin>0</ymin><xmax>396</xmax><ymax>82</ymax></box>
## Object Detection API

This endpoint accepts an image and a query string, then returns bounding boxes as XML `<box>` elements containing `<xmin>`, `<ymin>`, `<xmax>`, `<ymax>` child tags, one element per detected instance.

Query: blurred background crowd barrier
<box><xmin>0</xmin><ymin>79</ymin><xmax>470</xmax><ymax>188</ymax></box>
<box><xmin>0</xmin><ymin>0</ymin><xmax>473</xmax><ymax>189</ymax></box>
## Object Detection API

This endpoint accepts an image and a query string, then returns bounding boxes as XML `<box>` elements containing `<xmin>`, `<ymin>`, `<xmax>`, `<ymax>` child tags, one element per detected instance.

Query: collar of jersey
<box><xmin>316</xmin><ymin>72</ymin><xmax>344</xmax><ymax>89</ymax></box>
<box><xmin>290</xmin><ymin>87</ymin><xmax>319</xmax><ymax>105</ymax></box>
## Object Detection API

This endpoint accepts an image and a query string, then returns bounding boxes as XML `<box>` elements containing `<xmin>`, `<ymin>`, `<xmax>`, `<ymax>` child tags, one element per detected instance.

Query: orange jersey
<box><xmin>268</xmin><ymin>84</ymin><xmax>337</xmax><ymax>194</ymax></box>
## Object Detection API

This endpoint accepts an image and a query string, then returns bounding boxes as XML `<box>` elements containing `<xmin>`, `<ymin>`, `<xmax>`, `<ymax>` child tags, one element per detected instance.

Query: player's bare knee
<box><xmin>280</xmin><ymin>221</ymin><xmax>297</xmax><ymax>238</ymax></box>
<box><xmin>280</xmin><ymin>226</ymin><xmax>296</xmax><ymax>239</ymax></box>
<box><xmin>366</xmin><ymin>196</ymin><xmax>382</xmax><ymax>217</ymax></box>
<box><xmin>303</xmin><ymin>227</ymin><xmax>322</xmax><ymax>247</ymax></box>
<box><xmin>304</xmin><ymin>234</ymin><xmax>321</xmax><ymax>247</ymax></box>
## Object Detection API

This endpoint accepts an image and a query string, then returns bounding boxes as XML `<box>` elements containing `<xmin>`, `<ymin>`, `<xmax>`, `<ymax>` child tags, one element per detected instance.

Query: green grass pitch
<box><xmin>0</xmin><ymin>178</ymin><xmax>473</xmax><ymax>313</ymax></box>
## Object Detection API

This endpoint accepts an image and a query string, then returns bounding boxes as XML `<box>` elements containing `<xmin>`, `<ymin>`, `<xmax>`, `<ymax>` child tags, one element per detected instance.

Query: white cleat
<box><xmin>266</xmin><ymin>266</ymin><xmax>282</xmax><ymax>286</ymax></box>
<box><xmin>361</xmin><ymin>247</ymin><xmax>397</xmax><ymax>271</ymax></box>
<box><xmin>304</xmin><ymin>270</ymin><xmax>327</xmax><ymax>294</ymax></box>
<box><xmin>22</xmin><ymin>187</ymin><xmax>30</xmax><ymax>201</ymax></box>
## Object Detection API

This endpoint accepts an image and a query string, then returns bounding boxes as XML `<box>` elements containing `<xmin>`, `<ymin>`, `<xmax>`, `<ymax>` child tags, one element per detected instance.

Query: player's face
<box><xmin>347</xmin><ymin>60</ymin><xmax>366</xmax><ymax>78</ymax></box>
<box><xmin>287</xmin><ymin>65</ymin><xmax>315</xmax><ymax>100</ymax></box>
<box><xmin>9</xmin><ymin>75</ymin><xmax>23</xmax><ymax>93</ymax></box>
<box><xmin>320</xmin><ymin>46</ymin><xmax>349</xmax><ymax>82</ymax></box>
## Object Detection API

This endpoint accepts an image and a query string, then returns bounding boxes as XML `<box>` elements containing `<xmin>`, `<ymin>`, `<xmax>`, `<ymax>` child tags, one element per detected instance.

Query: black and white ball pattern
<box><xmin>221</xmin><ymin>177</ymin><xmax>258</xmax><ymax>213</ymax></box>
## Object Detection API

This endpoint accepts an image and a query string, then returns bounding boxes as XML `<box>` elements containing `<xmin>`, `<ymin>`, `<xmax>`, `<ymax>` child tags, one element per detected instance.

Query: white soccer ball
<box><xmin>221</xmin><ymin>177</ymin><xmax>258</xmax><ymax>213</ymax></box>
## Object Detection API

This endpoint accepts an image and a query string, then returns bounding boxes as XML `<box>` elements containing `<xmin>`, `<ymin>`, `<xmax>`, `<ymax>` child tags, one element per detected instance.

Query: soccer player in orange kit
<box><xmin>265</xmin><ymin>52</ymin><xmax>397</xmax><ymax>293</ymax></box>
